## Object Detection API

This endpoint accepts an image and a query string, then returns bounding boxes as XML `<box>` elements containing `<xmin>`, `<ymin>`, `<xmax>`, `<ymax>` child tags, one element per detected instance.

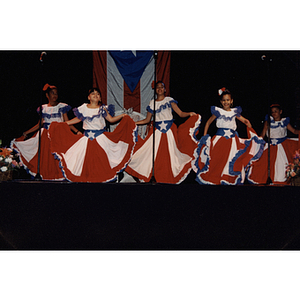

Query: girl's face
<box><xmin>156</xmin><ymin>83</ymin><xmax>166</xmax><ymax>96</ymax></box>
<box><xmin>220</xmin><ymin>94</ymin><xmax>233</xmax><ymax>111</ymax></box>
<box><xmin>46</xmin><ymin>89</ymin><xmax>58</xmax><ymax>103</ymax></box>
<box><xmin>88</xmin><ymin>90</ymin><xmax>101</xmax><ymax>103</ymax></box>
<box><xmin>271</xmin><ymin>107</ymin><xmax>282</xmax><ymax>121</ymax></box>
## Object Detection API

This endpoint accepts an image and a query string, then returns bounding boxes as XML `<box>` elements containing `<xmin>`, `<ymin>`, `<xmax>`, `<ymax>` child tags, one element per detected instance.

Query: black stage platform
<box><xmin>1</xmin><ymin>180</ymin><xmax>300</xmax><ymax>250</ymax></box>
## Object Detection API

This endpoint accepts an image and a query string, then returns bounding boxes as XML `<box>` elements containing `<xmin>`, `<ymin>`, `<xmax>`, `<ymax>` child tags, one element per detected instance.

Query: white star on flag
<box><xmin>87</xmin><ymin>131</ymin><xmax>95</xmax><ymax>139</ymax></box>
<box><xmin>159</xmin><ymin>121</ymin><xmax>167</xmax><ymax>131</ymax></box>
<box><xmin>224</xmin><ymin>129</ymin><xmax>232</xmax><ymax>138</ymax></box>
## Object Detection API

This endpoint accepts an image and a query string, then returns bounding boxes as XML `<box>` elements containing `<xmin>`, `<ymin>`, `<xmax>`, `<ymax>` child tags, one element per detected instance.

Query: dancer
<box><xmin>193</xmin><ymin>87</ymin><xmax>265</xmax><ymax>185</ymax></box>
<box><xmin>246</xmin><ymin>104</ymin><xmax>299</xmax><ymax>184</ymax></box>
<box><xmin>10</xmin><ymin>84</ymin><xmax>78</xmax><ymax>180</ymax></box>
<box><xmin>48</xmin><ymin>88</ymin><xmax>137</xmax><ymax>182</ymax></box>
<box><xmin>125</xmin><ymin>81</ymin><xmax>201</xmax><ymax>184</ymax></box>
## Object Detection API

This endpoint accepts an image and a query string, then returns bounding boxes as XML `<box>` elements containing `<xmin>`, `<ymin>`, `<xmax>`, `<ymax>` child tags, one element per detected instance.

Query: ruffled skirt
<box><xmin>246</xmin><ymin>137</ymin><xmax>300</xmax><ymax>184</ymax></box>
<box><xmin>193</xmin><ymin>127</ymin><xmax>265</xmax><ymax>185</ymax></box>
<box><xmin>48</xmin><ymin>115</ymin><xmax>137</xmax><ymax>182</ymax></box>
<box><xmin>125</xmin><ymin>114</ymin><xmax>201</xmax><ymax>184</ymax></box>
<box><xmin>10</xmin><ymin>128</ymin><xmax>64</xmax><ymax>180</ymax></box>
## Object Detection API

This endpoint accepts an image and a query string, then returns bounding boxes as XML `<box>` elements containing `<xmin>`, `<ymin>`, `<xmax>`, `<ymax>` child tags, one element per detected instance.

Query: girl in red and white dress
<box><xmin>48</xmin><ymin>88</ymin><xmax>137</xmax><ymax>183</ymax></box>
<box><xmin>246</xmin><ymin>104</ymin><xmax>300</xmax><ymax>184</ymax></box>
<box><xmin>125</xmin><ymin>81</ymin><xmax>201</xmax><ymax>184</ymax></box>
<box><xmin>10</xmin><ymin>84</ymin><xmax>79</xmax><ymax>180</ymax></box>
<box><xmin>193</xmin><ymin>88</ymin><xmax>265</xmax><ymax>185</ymax></box>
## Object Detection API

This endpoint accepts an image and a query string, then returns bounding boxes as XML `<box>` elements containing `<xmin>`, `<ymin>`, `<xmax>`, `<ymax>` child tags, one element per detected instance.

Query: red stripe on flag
<box><xmin>157</xmin><ymin>51</ymin><xmax>171</xmax><ymax>96</ymax></box>
<box><xmin>124</xmin><ymin>81</ymin><xmax>141</xmax><ymax>112</ymax></box>
<box><xmin>93</xmin><ymin>51</ymin><xmax>107</xmax><ymax>105</ymax></box>
<box><xmin>93</xmin><ymin>51</ymin><xmax>171</xmax><ymax>109</ymax></box>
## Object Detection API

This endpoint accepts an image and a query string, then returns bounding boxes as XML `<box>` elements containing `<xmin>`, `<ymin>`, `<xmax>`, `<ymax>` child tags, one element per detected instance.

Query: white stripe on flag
<box><xmin>107</xmin><ymin>51</ymin><xmax>154</xmax><ymax>116</ymax></box>
<box><xmin>140</xmin><ymin>55</ymin><xmax>154</xmax><ymax>116</ymax></box>
<box><xmin>107</xmin><ymin>52</ymin><xmax>124</xmax><ymax>111</ymax></box>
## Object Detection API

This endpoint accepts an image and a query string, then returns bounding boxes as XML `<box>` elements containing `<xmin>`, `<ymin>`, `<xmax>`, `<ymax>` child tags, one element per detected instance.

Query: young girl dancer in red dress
<box><xmin>193</xmin><ymin>88</ymin><xmax>265</xmax><ymax>185</ymax></box>
<box><xmin>246</xmin><ymin>104</ymin><xmax>300</xmax><ymax>184</ymax></box>
<box><xmin>11</xmin><ymin>84</ymin><xmax>79</xmax><ymax>180</ymax></box>
<box><xmin>48</xmin><ymin>88</ymin><xmax>137</xmax><ymax>182</ymax></box>
<box><xmin>125</xmin><ymin>81</ymin><xmax>201</xmax><ymax>184</ymax></box>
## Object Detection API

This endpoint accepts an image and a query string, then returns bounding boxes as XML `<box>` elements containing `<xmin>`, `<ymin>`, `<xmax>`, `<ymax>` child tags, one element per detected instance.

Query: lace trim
<box><xmin>194</xmin><ymin>129</ymin><xmax>265</xmax><ymax>185</ymax></box>
<box><xmin>229</xmin><ymin>132</ymin><xmax>265</xmax><ymax>184</ymax></box>
<box><xmin>211</xmin><ymin>106</ymin><xmax>242</xmax><ymax>121</ymax></box>
<box><xmin>194</xmin><ymin>134</ymin><xmax>212</xmax><ymax>185</ymax></box>
<box><xmin>264</xmin><ymin>115</ymin><xmax>290</xmax><ymax>128</ymax></box>
<box><xmin>74</xmin><ymin>104</ymin><xmax>115</xmax><ymax>122</ymax></box>
<box><xmin>146</xmin><ymin>99</ymin><xmax>178</xmax><ymax>114</ymax></box>
<box><xmin>37</xmin><ymin>104</ymin><xmax>72</xmax><ymax>119</ymax></box>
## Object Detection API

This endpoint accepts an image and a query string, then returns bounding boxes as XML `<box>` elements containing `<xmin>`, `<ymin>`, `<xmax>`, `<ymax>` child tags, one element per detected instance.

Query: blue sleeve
<box><xmin>235</xmin><ymin>106</ymin><xmax>242</xmax><ymax>117</ymax></box>
<box><xmin>283</xmin><ymin>117</ymin><xmax>290</xmax><ymax>126</ymax></box>
<box><xmin>105</xmin><ymin>104</ymin><xmax>115</xmax><ymax>117</ymax></box>
<box><xmin>211</xmin><ymin>106</ymin><xmax>220</xmax><ymax>118</ymax></box>
<box><xmin>73</xmin><ymin>107</ymin><xmax>84</xmax><ymax>121</ymax></box>
<box><xmin>61</xmin><ymin>104</ymin><xmax>72</xmax><ymax>114</ymax></box>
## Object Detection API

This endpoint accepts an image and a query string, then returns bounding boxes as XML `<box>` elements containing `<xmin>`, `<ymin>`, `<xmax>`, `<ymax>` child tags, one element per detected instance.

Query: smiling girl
<box><xmin>48</xmin><ymin>88</ymin><xmax>137</xmax><ymax>182</ymax></box>
<box><xmin>193</xmin><ymin>87</ymin><xmax>265</xmax><ymax>185</ymax></box>
<box><xmin>10</xmin><ymin>84</ymin><xmax>78</xmax><ymax>180</ymax></box>
<box><xmin>125</xmin><ymin>81</ymin><xmax>201</xmax><ymax>184</ymax></box>
<box><xmin>246</xmin><ymin>104</ymin><xmax>300</xmax><ymax>184</ymax></box>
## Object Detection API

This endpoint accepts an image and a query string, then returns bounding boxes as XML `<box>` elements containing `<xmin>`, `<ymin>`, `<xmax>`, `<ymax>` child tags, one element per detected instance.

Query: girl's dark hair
<box><xmin>219</xmin><ymin>88</ymin><xmax>232</xmax><ymax>98</ymax></box>
<box><xmin>154</xmin><ymin>81</ymin><xmax>165</xmax><ymax>89</ymax></box>
<box><xmin>270</xmin><ymin>103</ymin><xmax>281</xmax><ymax>110</ymax></box>
<box><xmin>43</xmin><ymin>83</ymin><xmax>57</xmax><ymax>94</ymax></box>
<box><xmin>88</xmin><ymin>87</ymin><xmax>101</xmax><ymax>97</ymax></box>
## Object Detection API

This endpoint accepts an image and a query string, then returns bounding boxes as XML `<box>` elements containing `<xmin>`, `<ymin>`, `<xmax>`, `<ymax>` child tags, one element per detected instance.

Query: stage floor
<box><xmin>1</xmin><ymin>180</ymin><xmax>300</xmax><ymax>250</ymax></box>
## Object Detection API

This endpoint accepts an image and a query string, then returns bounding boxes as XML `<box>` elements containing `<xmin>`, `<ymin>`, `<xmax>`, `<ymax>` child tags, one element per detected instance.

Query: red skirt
<box><xmin>194</xmin><ymin>127</ymin><xmax>265</xmax><ymax>185</ymax></box>
<box><xmin>125</xmin><ymin>114</ymin><xmax>201</xmax><ymax>184</ymax></box>
<box><xmin>11</xmin><ymin>129</ymin><xmax>64</xmax><ymax>180</ymax></box>
<box><xmin>246</xmin><ymin>137</ymin><xmax>300</xmax><ymax>184</ymax></box>
<box><xmin>48</xmin><ymin>115</ymin><xmax>137</xmax><ymax>182</ymax></box>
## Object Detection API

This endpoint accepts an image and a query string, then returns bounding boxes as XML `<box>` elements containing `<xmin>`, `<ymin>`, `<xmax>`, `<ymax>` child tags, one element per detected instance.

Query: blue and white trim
<box><xmin>74</xmin><ymin>104</ymin><xmax>115</xmax><ymax>122</ymax></box>
<box><xmin>264</xmin><ymin>115</ymin><xmax>290</xmax><ymax>128</ymax></box>
<box><xmin>37</xmin><ymin>104</ymin><xmax>72</xmax><ymax>119</ymax></box>
<box><xmin>147</xmin><ymin>99</ymin><xmax>178</xmax><ymax>114</ymax></box>
<box><xmin>211</xmin><ymin>106</ymin><xmax>242</xmax><ymax>121</ymax></box>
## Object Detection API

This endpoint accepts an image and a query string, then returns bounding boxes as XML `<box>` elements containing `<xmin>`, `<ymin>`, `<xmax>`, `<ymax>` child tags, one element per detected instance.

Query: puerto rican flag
<box><xmin>92</xmin><ymin>51</ymin><xmax>171</xmax><ymax>116</ymax></box>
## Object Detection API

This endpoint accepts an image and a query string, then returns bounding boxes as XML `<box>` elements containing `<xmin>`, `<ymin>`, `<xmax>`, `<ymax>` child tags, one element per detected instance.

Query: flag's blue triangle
<box><xmin>109</xmin><ymin>51</ymin><xmax>153</xmax><ymax>93</ymax></box>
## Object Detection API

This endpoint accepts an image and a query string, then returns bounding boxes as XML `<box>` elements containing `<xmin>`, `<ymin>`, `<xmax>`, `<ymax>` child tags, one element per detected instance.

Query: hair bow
<box><xmin>218</xmin><ymin>87</ymin><xmax>226</xmax><ymax>96</ymax></box>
